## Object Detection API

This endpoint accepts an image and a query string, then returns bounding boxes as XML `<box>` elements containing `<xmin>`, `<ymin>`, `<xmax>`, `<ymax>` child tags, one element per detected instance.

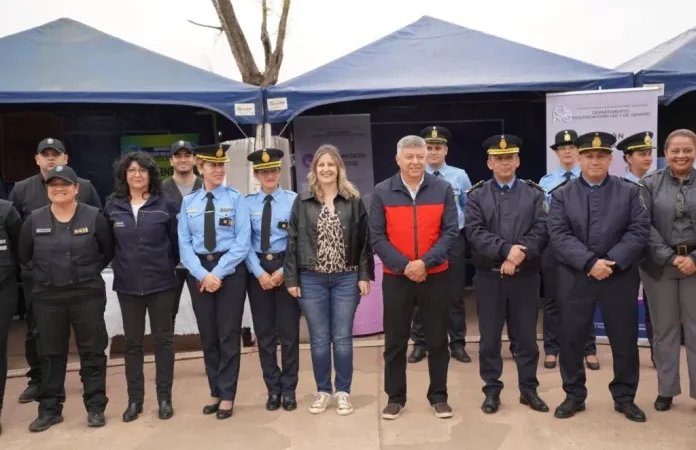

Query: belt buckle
<box><xmin>678</xmin><ymin>245</ymin><xmax>688</xmax><ymax>256</ymax></box>
<box><xmin>265</xmin><ymin>254</ymin><xmax>273</xmax><ymax>261</ymax></box>
<box><xmin>206</xmin><ymin>254</ymin><xmax>215</xmax><ymax>262</ymax></box>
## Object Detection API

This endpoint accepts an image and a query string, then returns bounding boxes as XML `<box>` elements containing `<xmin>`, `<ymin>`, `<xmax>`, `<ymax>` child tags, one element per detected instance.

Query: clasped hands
<box><xmin>673</xmin><ymin>255</ymin><xmax>696</xmax><ymax>275</ymax></box>
<box><xmin>588</xmin><ymin>259</ymin><xmax>615</xmax><ymax>280</ymax></box>
<box><xmin>258</xmin><ymin>270</ymin><xmax>285</xmax><ymax>290</ymax></box>
<box><xmin>200</xmin><ymin>273</ymin><xmax>223</xmax><ymax>293</ymax></box>
<box><xmin>501</xmin><ymin>244</ymin><xmax>527</xmax><ymax>276</ymax></box>
<box><xmin>404</xmin><ymin>259</ymin><xmax>427</xmax><ymax>283</ymax></box>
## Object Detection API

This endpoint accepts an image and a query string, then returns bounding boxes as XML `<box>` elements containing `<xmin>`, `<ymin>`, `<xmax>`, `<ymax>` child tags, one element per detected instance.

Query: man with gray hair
<box><xmin>369</xmin><ymin>135</ymin><xmax>459</xmax><ymax>420</ymax></box>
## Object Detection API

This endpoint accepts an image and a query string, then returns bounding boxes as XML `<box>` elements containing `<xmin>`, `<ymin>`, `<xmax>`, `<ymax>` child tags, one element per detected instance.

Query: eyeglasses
<box><xmin>127</xmin><ymin>168</ymin><xmax>148</xmax><ymax>175</ymax></box>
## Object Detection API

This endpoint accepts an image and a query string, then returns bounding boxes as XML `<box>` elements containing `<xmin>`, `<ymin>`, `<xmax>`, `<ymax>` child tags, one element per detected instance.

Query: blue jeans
<box><xmin>299</xmin><ymin>271</ymin><xmax>360</xmax><ymax>394</ymax></box>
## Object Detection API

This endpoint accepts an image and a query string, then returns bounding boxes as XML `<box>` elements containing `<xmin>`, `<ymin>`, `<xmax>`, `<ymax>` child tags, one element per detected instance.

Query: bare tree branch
<box><xmin>264</xmin><ymin>0</ymin><xmax>291</xmax><ymax>85</ymax></box>
<box><xmin>260</xmin><ymin>0</ymin><xmax>273</xmax><ymax>72</ymax></box>
<box><xmin>187</xmin><ymin>19</ymin><xmax>223</xmax><ymax>32</ymax></box>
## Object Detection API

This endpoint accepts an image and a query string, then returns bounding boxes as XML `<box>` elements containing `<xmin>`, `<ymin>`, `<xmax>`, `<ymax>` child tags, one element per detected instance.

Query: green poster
<box><xmin>120</xmin><ymin>134</ymin><xmax>198</xmax><ymax>179</ymax></box>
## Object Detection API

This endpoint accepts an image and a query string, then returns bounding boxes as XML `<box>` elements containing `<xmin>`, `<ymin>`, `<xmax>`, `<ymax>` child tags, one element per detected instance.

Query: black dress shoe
<box><xmin>543</xmin><ymin>355</ymin><xmax>557</xmax><ymax>369</ymax></box>
<box><xmin>585</xmin><ymin>356</ymin><xmax>600</xmax><ymax>371</ymax></box>
<box><xmin>520</xmin><ymin>391</ymin><xmax>550</xmax><ymax>412</ymax></box>
<box><xmin>122</xmin><ymin>403</ymin><xmax>143</xmax><ymax>423</ymax></box>
<box><xmin>554</xmin><ymin>398</ymin><xmax>586</xmax><ymax>419</ymax></box>
<box><xmin>266</xmin><ymin>394</ymin><xmax>281</xmax><ymax>411</ymax></box>
<box><xmin>87</xmin><ymin>411</ymin><xmax>106</xmax><ymax>428</ymax></box>
<box><xmin>614</xmin><ymin>402</ymin><xmax>646</xmax><ymax>422</ymax></box>
<box><xmin>216</xmin><ymin>407</ymin><xmax>233</xmax><ymax>420</ymax></box>
<box><xmin>28</xmin><ymin>415</ymin><xmax>64</xmax><ymax>432</ymax></box>
<box><xmin>481</xmin><ymin>394</ymin><xmax>500</xmax><ymax>414</ymax></box>
<box><xmin>158</xmin><ymin>400</ymin><xmax>174</xmax><ymax>420</ymax></box>
<box><xmin>282</xmin><ymin>397</ymin><xmax>297</xmax><ymax>411</ymax></box>
<box><xmin>203</xmin><ymin>402</ymin><xmax>220</xmax><ymax>415</ymax></box>
<box><xmin>408</xmin><ymin>347</ymin><xmax>427</xmax><ymax>364</ymax></box>
<box><xmin>654</xmin><ymin>395</ymin><xmax>673</xmax><ymax>412</ymax></box>
<box><xmin>19</xmin><ymin>384</ymin><xmax>39</xmax><ymax>404</ymax></box>
<box><xmin>451</xmin><ymin>347</ymin><xmax>472</xmax><ymax>363</ymax></box>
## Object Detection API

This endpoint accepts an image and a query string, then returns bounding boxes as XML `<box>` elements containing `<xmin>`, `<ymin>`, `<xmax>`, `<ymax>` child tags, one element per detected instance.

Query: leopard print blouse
<box><xmin>314</xmin><ymin>204</ymin><xmax>358</xmax><ymax>273</ymax></box>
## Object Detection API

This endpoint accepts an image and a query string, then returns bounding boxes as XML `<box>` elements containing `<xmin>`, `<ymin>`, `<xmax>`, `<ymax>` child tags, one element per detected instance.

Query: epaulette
<box><xmin>524</xmin><ymin>179</ymin><xmax>546</xmax><ymax>192</ymax></box>
<box><xmin>245</xmin><ymin>192</ymin><xmax>255</xmax><ymax>198</ymax></box>
<box><xmin>466</xmin><ymin>180</ymin><xmax>484</xmax><ymax>194</ymax></box>
<box><xmin>547</xmin><ymin>179</ymin><xmax>568</xmax><ymax>194</ymax></box>
<box><xmin>622</xmin><ymin>177</ymin><xmax>644</xmax><ymax>188</ymax></box>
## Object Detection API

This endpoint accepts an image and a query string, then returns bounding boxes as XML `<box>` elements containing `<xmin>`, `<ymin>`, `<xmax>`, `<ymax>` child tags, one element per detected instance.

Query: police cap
<box><xmin>576</xmin><ymin>132</ymin><xmax>616</xmax><ymax>153</ymax></box>
<box><xmin>420</xmin><ymin>126</ymin><xmax>451</xmax><ymax>144</ymax></box>
<box><xmin>37</xmin><ymin>138</ymin><xmax>66</xmax><ymax>154</ymax></box>
<box><xmin>247</xmin><ymin>148</ymin><xmax>284</xmax><ymax>171</ymax></box>
<box><xmin>196</xmin><ymin>143</ymin><xmax>230</xmax><ymax>163</ymax></box>
<box><xmin>615</xmin><ymin>131</ymin><xmax>655</xmax><ymax>154</ymax></box>
<box><xmin>550</xmin><ymin>130</ymin><xmax>578</xmax><ymax>150</ymax></box>
<box><xmin>482</xmin><ymin>134</ymin><xmax>522</xmax><ymax>155</ymax></box>
<box><xmin>46</xmin><ymin>165</ymin><xmax>78</xmax><ymax>184</ymax></box>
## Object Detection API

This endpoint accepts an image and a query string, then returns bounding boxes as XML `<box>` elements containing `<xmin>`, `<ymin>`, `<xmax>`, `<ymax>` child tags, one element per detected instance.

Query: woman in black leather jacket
<box><xmin>284</xmin><ymin>144</ymin><xmax>374</xmax><ymax>416</ymax></box>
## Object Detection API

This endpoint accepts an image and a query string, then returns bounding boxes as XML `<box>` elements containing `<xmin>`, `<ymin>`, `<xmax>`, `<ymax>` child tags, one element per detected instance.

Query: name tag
<box><xmin>250</xmin><ymin>211</ymin><xmax>261</xmax><ymax>216</ymax></box>
<box><xmin>219</xmin><ymin>218</ymin><xmax>233</xmax><ymax>227</ymax></box>
<box><xmin>35</xmin><ymin>228</ymin><xmax>51</xmax><ymax>234</ymax></box>
<box><xmin>277</xmin><ymin>221</ymin><xmax>289</xmax><ymax>230</ymax></box>
<box><xmin>219</xmin><ymin>207</ymin><xmax>233</xmax><ymax>212</ymax></box>
<box><xmin>0</xmin><ymin>245</ymin><xmax>6</xmax><ymax>251</ymax></box>
<box><xmin>113</xmin><ymin>221</ymin><xmax>126</xmax><ymax>228</ymax></box>
<box><xmin>73</xmin><ymin>227</ymin><xmax>89</xmax><ymax>235</ymax></box>
<box><xmin>185</xmin><ymin>208</ymin><xmax>200</xmax><ymax>214</ymax></box>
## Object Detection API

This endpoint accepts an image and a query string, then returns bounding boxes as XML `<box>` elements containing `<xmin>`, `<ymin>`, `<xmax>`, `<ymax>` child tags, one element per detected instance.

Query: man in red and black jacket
<box><xmin>369</xmin><ymin>135</ymin><xmax>459</xmax><ymax>421</ymax></box>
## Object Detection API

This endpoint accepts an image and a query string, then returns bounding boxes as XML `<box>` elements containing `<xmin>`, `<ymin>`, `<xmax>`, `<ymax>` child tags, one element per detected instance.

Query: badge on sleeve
<box><xmin>278</xmin><ymin>221</ymin><xmax>289</xmax><ymax>230</ymax></box>
<box><xmin>640</xmin><ymin>191</ymin><xmax>647</xmax><ymax>210</ymax></box>
<box><xmin>542</xmin><ymin>200</ymin><xmax>549</xmax><ymax>214</ymax></box>
<box><xmin>219</xmin><ymin>217</ymin><xmax>233</xmax><ymax>227</ymax></box>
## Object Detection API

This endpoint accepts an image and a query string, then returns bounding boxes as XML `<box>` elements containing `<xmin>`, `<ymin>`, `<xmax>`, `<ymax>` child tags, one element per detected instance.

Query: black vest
<box><xmin>0</xmin><ymin>200</ymin><xmax>15</xmax><ymax>269</ymax></box>
<box><xmin>32</xmin><ymin>204</ymin><xmax>102</xmax><ymax>287</ymax></box>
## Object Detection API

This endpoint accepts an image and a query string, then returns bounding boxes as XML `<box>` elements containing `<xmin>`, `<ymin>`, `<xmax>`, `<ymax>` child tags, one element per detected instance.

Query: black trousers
<box><xmin>0</xmin><ymin>277</ymin><xmax>17</xmax><ymax>408</ymax></box>
<box><xmin>188</xmin><ymin>260</ymin><xmax>247</xmax><ymax>401</ymax></box>
<box><xmin>412</xmin><ymin>232</ymin><xmax>467</xmax><ymax>351</ymax></box>
<box><xmin>475</xmin><ymin>271</ymin><xmax>540</xmax><ymax>395</ymax></box>
<box><xmin>117</xmin><ymin>288</ymin><xmax>176</xmax><ymax>403</ymax></box>
<box><xmin>247</xmin><ymin>256</ymin><xmax>301</xmax><ymax>397</ymax></box>
<box><xmin>174</xmin><ymin>267</ymin><xmax>195</xmax><ymax>324</ymax></box>
<box><xmin>34</xmin><ymin>293</ymin><xmax>109</xmax><ymax>416</ymax></box>
<box><xmin>557</xmin><ymin>265</ymin><xmax>640</xmax><ymax>403</ymax></box>
<box><xmin>541</xmin><ymin>245</ymin><xmax>596</xmax><ymax>357</ymax></box>
<box><xmin>384</xmin><ymin>271</ymin><xmax>449</xmax><ymax>406</ymax></box>
<box><xmin>20</xmin><ymin>270</ymin><xmax>42</xmax><ymax>385</ymax></box>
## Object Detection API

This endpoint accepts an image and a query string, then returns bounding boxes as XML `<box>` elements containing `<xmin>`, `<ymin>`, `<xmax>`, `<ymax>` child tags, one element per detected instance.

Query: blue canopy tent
<box><xmin>0</xmin><ymin>18</ymin><xmax>262</xmax><ymax>124</ymax></box>
<box><xmin>617</xmin><ymin>27</ymin><xmax>696</xmax><ymax>105</ymax></box>
<box><xmin>265</xmin><ymin>16</ymin><xmax>633</xmax><ymax>123</ymax></box>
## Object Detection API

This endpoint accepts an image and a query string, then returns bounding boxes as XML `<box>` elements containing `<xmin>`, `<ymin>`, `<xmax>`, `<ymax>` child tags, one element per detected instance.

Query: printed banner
<box><xmin>120</xmin><ymin>134</ymin><xmax>199</xmax><ymax>179</ymax></box>
<box><xmin>293</xmin><ymin>114</ymin><xmax>375</xmax><ymax>209</ymax></box>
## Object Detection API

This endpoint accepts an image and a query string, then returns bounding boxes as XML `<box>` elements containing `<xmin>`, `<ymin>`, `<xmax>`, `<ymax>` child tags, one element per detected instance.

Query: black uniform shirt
<box><xmin>0</xmin><ymin>202</ymin><xmax>22</xmax><ymax>284</ymax></box>
<box><xmin>9</xmin><ymin>173</ymin><xmax>103</xmax><ymax>220</ymax></box>
<box><xmin>18</xmin><ymin>211</ymin><xmax>113</xmax><ymax>300</ymax></box>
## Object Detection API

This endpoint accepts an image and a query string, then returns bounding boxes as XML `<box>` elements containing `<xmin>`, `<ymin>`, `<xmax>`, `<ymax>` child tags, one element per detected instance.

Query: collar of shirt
<box><xmin>400</xmin><ymin>173</ymin><xmax>424</xmax><ymax>193</ymax></box>
<box><xmin>426</xmin><ymin>163</ymin><xmax>447</xmax><ymax>175</ymax></box>
<box><xmin>555</xmin><ymin>165</ymin><xmax>581</xmax><ymax>178</ymax></box>
<box><xmin>202</xmin><ymin>184</ymin><xmax>226</xmax><ymax>201</ymax></box>
<box><xmin>624</xmin><ymin>171</ymin><xmax>641</xmax><ymax>182</ymax></box>
<box><xmin>581</xmin><ymin>175</ymin><xmax>607</xmax><ymax>187</ymax></box>
<box><xmin>668</xmin><ymin>167</ymin><xmax>695</xmax><ymax>184</ymax></box>
<box><xmin>259</xmin><ymin>187</ymin><xmax>282</xmax><ymax>202</ymax></box>
<box><xmin>495</xmin><ymin>176</ymin><xmax>516</xmax><ymax>190</ymax></box>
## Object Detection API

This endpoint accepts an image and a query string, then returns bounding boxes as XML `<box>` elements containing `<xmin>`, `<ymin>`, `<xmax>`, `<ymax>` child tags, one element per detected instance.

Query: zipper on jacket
<box><xmin>412</xmin><ymin>198</ymin><xmax>419</xmax><ymax>259</ymax></box>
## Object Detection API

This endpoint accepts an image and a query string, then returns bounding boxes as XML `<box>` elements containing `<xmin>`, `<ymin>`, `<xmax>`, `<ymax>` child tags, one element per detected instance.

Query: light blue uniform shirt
<box><xmin>244</xmin><ymin>187</ymin><xmax>297</xmax><ymax>278</ymax></box>
<box><xmin>426</xmin><ymin>163</ymin><xmax>472</xmax><ymax>229</ymax></box>
<box><xmin>178</xmin><ymin>184</ymin><xmax>251</xmax><ymax>281</ymax></box>
<box><xmin>624</xmin><ymin>171</ymin><xmax>641</xmax><ymax>183</ymax></box>
<box><xmin>539</xmin><ymin>165</ymin><xmax>581</xmax><ymax>205</ymax></box>
<box><xmin>495</xmin><ymin>176</ymin><xmax>516</xmax><ymax>190</ymax></box>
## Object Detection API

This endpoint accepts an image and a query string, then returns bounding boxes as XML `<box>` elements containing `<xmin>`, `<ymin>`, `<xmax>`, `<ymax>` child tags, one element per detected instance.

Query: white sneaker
<box><xmin>308</xmin><ymin>392</ymin><xmax>332</xmax><ymax>414</ymax></box>
<box><xmin>334</xmin><ymin>391</ymin><xmax>354</xmax><ymax>416</ymax></box>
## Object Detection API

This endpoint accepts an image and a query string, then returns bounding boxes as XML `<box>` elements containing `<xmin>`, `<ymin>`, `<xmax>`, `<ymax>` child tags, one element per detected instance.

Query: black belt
<box><xmin>197</xmin><ymin>251</ymin><xmax>227</xmax><ymax>262</ymax></box>
<box><xmin>257</xmin><ymin>251</ymin><xmax>285</xmax><ymax>261</ymax></box>
<box><xmin>673</xmin><ymin>245</ymin><xmax>696</xmax><ymax>256</ymax></box>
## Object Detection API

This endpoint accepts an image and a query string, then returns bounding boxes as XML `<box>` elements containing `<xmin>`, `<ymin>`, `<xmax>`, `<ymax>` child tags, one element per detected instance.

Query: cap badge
<box><xmin>564</xmin><ymin>131</ymin><xmax>571</xmax><ymax>142</ymax></box>
<box><xmin>56</xmin><ymin>166</ymin><xmax>63</xmax><ymax>172</ymax></box>
<box><xmin>179</xmin><ymin>140</ymin><xmax>184</xmax><ymax>146</ymax></box>
<box><xmin>644</xmin><ymin>133</ymin><xmax>652</xmax><ymax>146</ymax></box>
<box><xmin>261</xmin><ymin>151</ymin><xmax>270</xmax><ymax>163</ymax></box>
<box><xmin>592</xmin><ymin>136</ymin><xmax>602</xmax><ymax>148</ymax></box>
<box><xmin>47</xmin><ymin>138</ymin><xmax>54</xmax><ymax>144</ymax></box>
<box><xmin>431</xmin><ymin>129</ymin><xmax>438</xmax><ymax>138</ymax></box>
<box><xmin>499</xmin><ymin>137</ymin><xmax>507</xmax><ymax>150</ymax></box>
<box><xmin>216</xmin><ymin>146</ymin><xmax>224</xmax><ymax>158</ymax></box>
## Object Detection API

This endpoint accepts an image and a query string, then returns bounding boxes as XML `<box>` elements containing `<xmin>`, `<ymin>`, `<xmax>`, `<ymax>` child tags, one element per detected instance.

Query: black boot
<box><xmin>122</xmin><ymin>403</ymin><xmax>143</xmax><ymax>423</ymax></box>
<box><xmin>18</xmin><ymin>384</ymin><xmax>39</xmax><ymax>404</ymax></box>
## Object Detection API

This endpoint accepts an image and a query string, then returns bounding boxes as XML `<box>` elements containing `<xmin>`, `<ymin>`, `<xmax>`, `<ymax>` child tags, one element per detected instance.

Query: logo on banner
<box><xmin>552</xmin><ymin>105</ymin><xmax>573</xmax><ymax>123</ymax></box>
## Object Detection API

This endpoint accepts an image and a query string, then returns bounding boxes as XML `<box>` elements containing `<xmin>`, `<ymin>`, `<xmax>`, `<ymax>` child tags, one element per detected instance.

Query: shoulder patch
<box><xmin>547</xmin><ymin>179</ymin><xmax>569</xmax><ymax>194</ymax></box>
<box><xmin>622</xmin><ymin>177</ymin><xmax>644</xmax><ymax>188</ymax></box>
<box><xmin>465</xmin><ymin>180</ymin><xmax>484</xmax><ymax>194</ymax></box>
<box><xmin>524</xmin><ymin>179</ymin><xmax>546</xmax><ymax>192</ymax></box>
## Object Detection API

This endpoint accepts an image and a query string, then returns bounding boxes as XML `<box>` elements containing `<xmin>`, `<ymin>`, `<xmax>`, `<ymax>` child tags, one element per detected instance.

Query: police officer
<box><xmin>244</xmin><ymin>148</ymin><xmax>301</xmax><ymax>412</ymax></box>
<box><xmin>539</xmin><ymin>130</ymin><xmax>599</xmax><ymax>371</ymax></box>
<box><xmin>17</xmin><ymin>165</ymin><xmax>112</xmax><ymax>432</ymax></box>
<box><xmin>9</xmin><ymin>138</ymin><xmax>102</xmax><ymax>403</ymax></box>
<box><xmin>547</xmin><ymin>132</ymin><xmax>650</xmax><ymax>422</ymax></box>
<box><xmin>408</xmin><ymin>126</ymin><xmax>472</xmax><ymax>364</ymax></box>
<box><xmin>161</xmin><ymin>140</ymin><xmax>203</xmax><ymax>325</ymax></box>
<box><xmin>617</xmin><ymin>132</ymin><xmax>655</xmax><ymax>367</ymax></box>
<box><xmin>0</xmin><ymin>199</ymin><xmax>22</xmax><ymax>435</ymax></box>
<box><xmin>465</xmin><ymin>134</ymin><xmax>550</xmax><ymax>414</ymax></box>
<box><xmin>178</xmin><ymin>143</ymin><xmax>251</xmax><ymax>420</ymax></box>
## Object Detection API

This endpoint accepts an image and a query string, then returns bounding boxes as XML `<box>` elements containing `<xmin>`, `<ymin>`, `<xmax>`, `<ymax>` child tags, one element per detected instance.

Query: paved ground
<box><xmin>2</xmin><ymin>343</ymin><xmax>695</xmax><ymax>449</ymax></box>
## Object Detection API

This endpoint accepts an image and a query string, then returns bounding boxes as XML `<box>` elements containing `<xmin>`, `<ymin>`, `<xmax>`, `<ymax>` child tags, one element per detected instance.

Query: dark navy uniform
<box><xmin>178</xmin><ymin>144</ymin><xmax>251</xmax><ymax>411</ymax></box>
<box><xmin>548</xmin><ymin>132</ymin><xmax>650</xmax><ymax>421</ymax></box>
<box><xmin>244</xmin><ymin>149</ymin><xmax>301</xmax><ymax>410</ymax></box>
<box><xmin>17</xmin><ymin>166</ymin><xmax>112</xmax><ymax>429</ymax></box>
<box><xmin>465</xmin><ymin>135</ymin><xmax>549</xmax><ymax>413</ymax></box>
<box><xmin>410</xmin><ymin>126</ymin><xmax>473</xmax><ymax>363</ymax></box>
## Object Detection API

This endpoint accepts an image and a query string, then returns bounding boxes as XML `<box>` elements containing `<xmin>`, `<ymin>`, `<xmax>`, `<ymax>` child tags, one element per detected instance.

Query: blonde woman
<box><xmin>284</xmin><ymin>144</ymin><xmax>374</xmax><ymax>416</ymax></box>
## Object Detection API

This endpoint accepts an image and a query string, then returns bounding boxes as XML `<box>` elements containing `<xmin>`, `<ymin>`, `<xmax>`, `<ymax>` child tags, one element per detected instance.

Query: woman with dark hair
<box><xmin>105</xmin><ymin>151</ymin><xmax>180</xmax><ymax>422</ymax></box>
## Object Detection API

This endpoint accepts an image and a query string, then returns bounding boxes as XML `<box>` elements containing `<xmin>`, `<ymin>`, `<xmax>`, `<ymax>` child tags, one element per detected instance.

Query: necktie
<box><xmin>502</xmin><ymin>185</ymin><xmax>510</xmax><ymax>193</ymax></box>
<box><xmin>563</xmin><ymin>171</ymin><xmax>572</xmax><ymax>182</ymax></box>
<box><xmin>204</xmin><ymin>192</ymin><xmax>216</xmax><ymax>252</ymax></box>
<box><xmin>261</xmin><ymin>194</ymin><xmax>273</xmax><ymax>253</ymax></box>
<box><xmin>433</xmin><ymin>171</ymin><xmax>441</xmax><ymax>178</ymax></box>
